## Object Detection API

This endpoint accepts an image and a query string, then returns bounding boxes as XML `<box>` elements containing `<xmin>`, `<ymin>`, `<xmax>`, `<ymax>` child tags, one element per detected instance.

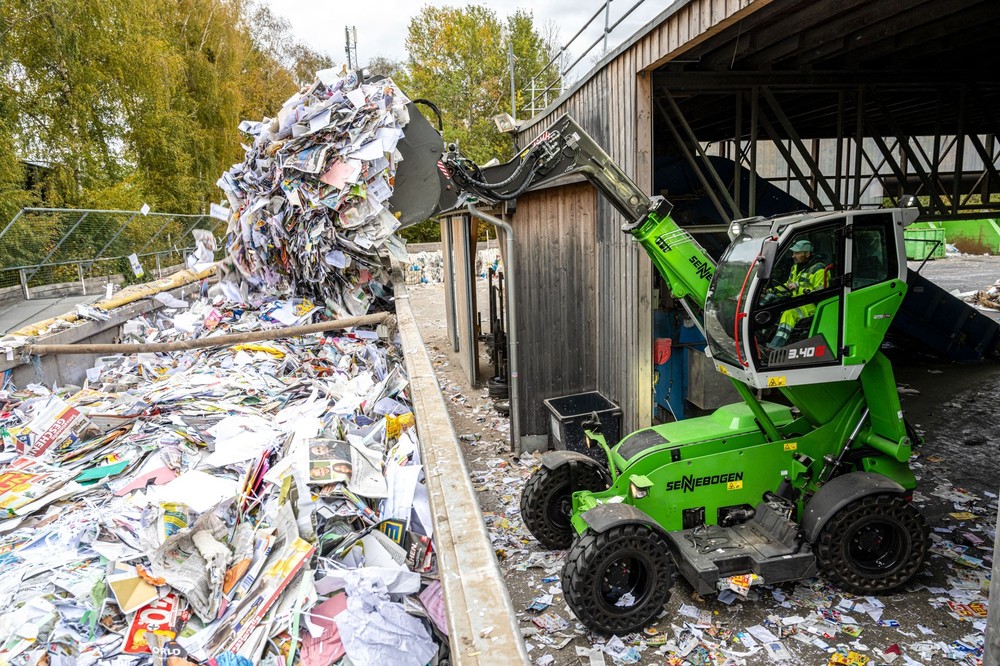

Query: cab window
<box><xmin>750</xmin><ymin>225</ymin><xmax>843</xmax><ymax>369</ymax></box>
<box><xmin>851</xmin><ymin>216</ymin><xmax>896</xmax><ymax>289</ymax></box>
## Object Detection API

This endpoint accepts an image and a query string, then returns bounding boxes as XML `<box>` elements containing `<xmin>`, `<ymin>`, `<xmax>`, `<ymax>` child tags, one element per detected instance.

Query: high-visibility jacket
<box><xmin>778</xmin><ymin>259</ymin><xmax>827</xmax><ymax>330</ymax></box>
<box><xmin>787</xmin><ymin>258</ymin><xmax>827</xmax><ymax>296</ymax></box>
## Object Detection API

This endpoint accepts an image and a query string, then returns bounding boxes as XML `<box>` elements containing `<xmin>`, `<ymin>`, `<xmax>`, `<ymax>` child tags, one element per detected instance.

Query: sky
<box><xmin>264</xmin><ymin>0</ymin><xmax>672</xmax><ymax>84</ymax></box>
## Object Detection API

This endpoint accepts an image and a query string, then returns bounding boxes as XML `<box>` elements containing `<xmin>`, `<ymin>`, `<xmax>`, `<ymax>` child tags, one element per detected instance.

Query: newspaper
<box><xmin>307</xmin><ymin>438</ymin><xmax>353</xmax><ymax>485</ymax></box>
<box><xmin>346</xmin><ymin>435</ymin><xmax>388</xmax><ymax>499</ymax></box>
<box><xmin>183</xmin><ymin>501</ymin><xmax>314</xmax><ymax>659</ymax></box>
<box><xmin>8</xmin><ymin>395</ymin><xmax>101</xmax><ymax>458</ymax></box>
<box><xmin>147</xmin><ymin>511</ymin><xmax>231</xmax><ymax>622</ymax></box>
<box><xmin>282</xmin><ymin>144</ymin><xmax>332</xmax><ymax>174</ymax></box>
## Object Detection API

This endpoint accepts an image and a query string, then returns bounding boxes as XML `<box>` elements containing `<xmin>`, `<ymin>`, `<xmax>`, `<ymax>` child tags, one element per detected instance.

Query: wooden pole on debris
<box><xmin>25</xmin><ymin>312</ymin><xmax>391</xmax><ymax>356</ymax></box>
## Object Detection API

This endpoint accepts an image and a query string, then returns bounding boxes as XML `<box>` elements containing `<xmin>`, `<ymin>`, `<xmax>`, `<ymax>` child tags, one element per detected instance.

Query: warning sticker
<box><xmin>783</xmin><ymin>442</ymin><xmax>797</xmax><ymax>451</ymax></box>
<box><xmin>727</xmin><ymin>480</ymin><xmax>743</xmax><ymax>491</ymax></box>
<box><xmin>767</xmin><ymin>376</ymin><xmax>787</xmax><ymax>387</ymax></box>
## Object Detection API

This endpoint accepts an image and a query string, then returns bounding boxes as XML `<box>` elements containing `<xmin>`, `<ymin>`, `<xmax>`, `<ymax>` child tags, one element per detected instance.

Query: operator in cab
<box><xmin>767</xmin><ymin>239</ymin><xmax>827</xmax><ymax>349</ymax></box>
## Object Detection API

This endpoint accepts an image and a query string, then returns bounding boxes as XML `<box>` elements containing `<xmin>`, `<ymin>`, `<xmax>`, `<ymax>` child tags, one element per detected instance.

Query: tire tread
<box><xmin>816</xmin><ymin>494</ymin><xmax>928</xmax><ymax>594</ymax></box>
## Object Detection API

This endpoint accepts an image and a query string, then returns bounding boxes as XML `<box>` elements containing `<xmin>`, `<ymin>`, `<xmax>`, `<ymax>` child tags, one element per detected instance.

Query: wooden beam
<box><xmin>26</xmin><ymin>313</ymin><xmax>391</xmax><ymax>356</ymax></box>
<box><xmin>724</xmin><ymin>0</ymin><xmax>874</xmax><ymax>68</ymax></box>
<box><xmin>636</xmin><ymin>69</ymin><xmax>654</xmax><ymax>428</ymax></box>
<box><xmin>839</xmin><ymin>0</ymin><xmax>993</xmax><ymax>67</ymax></box>
<box><xmin>644</xmin><ymin>0</ymin><xmax>784</xmax><ymax>72</ymax></box>
<box><xmin>749</xmin><ymin>0</ymin><xmax>940</xmax><ymax>68</ymax></box>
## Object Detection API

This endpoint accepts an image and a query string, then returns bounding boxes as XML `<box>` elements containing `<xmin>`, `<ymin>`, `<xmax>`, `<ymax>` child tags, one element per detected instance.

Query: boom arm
<box><xmin>411</xmin><ymin>113</ymin><xmax>718</xmax><ymax>320</ymax></box>
<box><xmin>448</xmin><ymin>115</ymin><xmax>664</xmax><ymax>225</ymax></box>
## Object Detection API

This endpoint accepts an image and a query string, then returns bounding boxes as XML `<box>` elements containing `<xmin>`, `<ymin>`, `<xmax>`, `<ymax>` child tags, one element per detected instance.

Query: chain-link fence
<box><xmin>0</xmin><ymin>208</ymin><xmax>226</xmax><ymax>298</ymax></box>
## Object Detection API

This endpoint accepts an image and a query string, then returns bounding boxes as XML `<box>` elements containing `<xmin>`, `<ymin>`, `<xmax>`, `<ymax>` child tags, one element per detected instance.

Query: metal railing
<box><xmin>4</xmin><ymin>250</ymin><xmax>193</xmax><ymax>300</ymax></box>
<box><xmin>523</xmin><ymin>0</ymin><xmax>656</xmax><ymax>116</ymax></box>
<box><xmin>0</xmin><ymin>207</ymin><xmax>226</xmax><ymax>297</ymax></box>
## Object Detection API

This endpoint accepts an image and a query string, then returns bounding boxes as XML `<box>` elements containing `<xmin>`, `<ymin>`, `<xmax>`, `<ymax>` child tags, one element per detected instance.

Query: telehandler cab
<box><xmin>392</xmin><ymin>107</ymin><xmax>929</xmax><ymax>635</ymax></box>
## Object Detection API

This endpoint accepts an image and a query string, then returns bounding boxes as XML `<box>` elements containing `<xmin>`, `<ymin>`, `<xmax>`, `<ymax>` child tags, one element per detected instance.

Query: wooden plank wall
<box><xmin>512</xmin><ymin>0</ymin><xmax>761</xmax><ymax>437</ymax></box>
<box><xmin>511</xmin><ymin>183</ymin><xmax>598</xmax><ymax>437</ymax></box>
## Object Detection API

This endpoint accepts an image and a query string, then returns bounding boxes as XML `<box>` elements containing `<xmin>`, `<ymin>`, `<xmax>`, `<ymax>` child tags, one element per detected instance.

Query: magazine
<box><xmin>306</xmin><ymin>438</ymin><xmax>352</xmax><ymax>485</ymax></box>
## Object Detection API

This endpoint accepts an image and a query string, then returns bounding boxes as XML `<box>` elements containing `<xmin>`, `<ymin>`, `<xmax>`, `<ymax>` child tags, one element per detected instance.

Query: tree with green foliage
<box><xmin>400</xmin><ymin>6</ymin><xmax>559</xmax><ymax>163</ymax></box>
<box><xmin>395</xmin><ymin>5</ymin><xmax>560</xmax><ymax>242</ymax></box>
<box><xmin>0</xmin><ymin>0</ymin><xmax>329</xmax><ymax>218</ymax></box>
<box><xmin>0</xmin><ymin>0</ymin><xmax>332</xmax><ymax>270</ymax></box>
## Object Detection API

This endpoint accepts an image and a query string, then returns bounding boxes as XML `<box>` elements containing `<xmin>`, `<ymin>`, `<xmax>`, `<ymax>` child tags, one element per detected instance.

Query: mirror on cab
<box><xmin>757</xmin><ymin>239</ymin><xmax>778</xmax><ymax>281</ymax></box>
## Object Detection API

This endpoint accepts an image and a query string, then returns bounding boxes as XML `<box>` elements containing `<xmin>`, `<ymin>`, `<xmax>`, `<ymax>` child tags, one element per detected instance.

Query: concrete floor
<box><xmin>0</xmin><ymin>294</ymin><xmax>102</xmax><ymax>335</ymax></box>
<box><xmin>909</xmin><ymin>254</ymin><xmax>1000</xmax><ymax>296</ymax></box>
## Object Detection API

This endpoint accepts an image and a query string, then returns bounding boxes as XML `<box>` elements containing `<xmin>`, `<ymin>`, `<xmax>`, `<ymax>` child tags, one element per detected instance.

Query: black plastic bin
<box><xmin>543</xmin><ymin>391</ymin><xmax>622</xmax><ymax>462</ymax></box>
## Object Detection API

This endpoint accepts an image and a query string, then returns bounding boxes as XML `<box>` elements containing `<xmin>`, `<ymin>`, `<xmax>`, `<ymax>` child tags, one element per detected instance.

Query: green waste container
<box><xmin>904</xmin><ymin>227</ymin><xmax>946</xmax><ymax>261</ymax></box>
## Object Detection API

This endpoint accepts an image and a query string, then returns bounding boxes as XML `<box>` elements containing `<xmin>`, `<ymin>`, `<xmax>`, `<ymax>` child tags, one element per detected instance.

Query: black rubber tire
<box><xmin>520</xmin><ymin>461</ymin><xmax>608</xmax><ymax>549</ymax></box>
<box><xmin>816</xmin><ymin>494</ymin><xmax>929</xmax><ymax>594</ymax></box>
<box><xmin>487</xmin><ymin>376</ymin><xmax>508</xmax><ymax>398</ymax></box>
<box><xmin>562</xmin><ymin>523</ymin><xmax>673</xmax><ymax>635</ymax></box>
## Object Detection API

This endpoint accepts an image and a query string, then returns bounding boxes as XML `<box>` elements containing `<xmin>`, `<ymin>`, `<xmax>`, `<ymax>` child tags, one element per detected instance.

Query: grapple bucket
<box><xmin>389</xmin><ymin>103</ymin><xmax>458</xmax><ymax>228</ymax></box>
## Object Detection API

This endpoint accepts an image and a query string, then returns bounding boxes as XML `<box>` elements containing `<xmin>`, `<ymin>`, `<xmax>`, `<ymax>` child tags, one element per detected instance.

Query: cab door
<box><xmin>841</xmin><ymin>211</ymin><xmax>906</xmax><ymax>365</ymax></box>
<box><xmin>749</xmin><ymin>221</ymin><xmax>846</xmax><ymax>374</ymax></box>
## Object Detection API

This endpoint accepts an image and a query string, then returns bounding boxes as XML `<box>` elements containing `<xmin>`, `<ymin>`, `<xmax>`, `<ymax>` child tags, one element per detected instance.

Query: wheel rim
<box><xmin>544</xmin><ymin>484</ymin><xmax>572</xmax><ymax>532</ymax></box>
<box><xmin>596</xmin><ymin>550</ymin><xmax>651</xmax><ymax>612</ymax></box>
<box><xmin>845</xmin><ymin>518</ymin><xmax>909</xmax><ymax>576</ymax></box>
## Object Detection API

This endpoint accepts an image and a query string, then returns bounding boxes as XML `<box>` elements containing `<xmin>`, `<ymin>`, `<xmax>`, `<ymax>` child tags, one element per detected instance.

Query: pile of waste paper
<box><xmin>0</xmin><ymin>293</ymin><xmax>443</xmax><ymax>665</ymax></box>
<box><xmin>404</xmin><ymin>252</ymin><xmax>446</xmax><ymax>286</ymax></box>
<box><xmin>965</xmin><ymin>279</ymin><xmax>1000</xmax><ymax>310</ymax></box>
<box><xmin>216</xmin><ymin>65</ymin><xmax>411</xmax><ymax>318</ymax></box>
<box><xmin>403</xmin><ymin>247</ymin><xmax>502</xmax><ymax>286</ymax></box>
<box><xmin>0</xmin><ymin>65</ymin><xmax>446</xmax><ymax>666</ymax></box>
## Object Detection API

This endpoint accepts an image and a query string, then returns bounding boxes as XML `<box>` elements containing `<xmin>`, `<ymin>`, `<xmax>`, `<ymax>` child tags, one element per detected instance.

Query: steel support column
<box><xmin>967</xmin><ymin>133</ymin><xmax>1000</xmax><ymax>200</ymax></box>
<box><xmin>952</xmin><ymin>86</ymin><xmax>967</xmax><ymax>217</ymax></box>
<box><xmin>853</xmin><ymin>88</ymin><xmax>865</xmax><ymax>208</ymax></box>
<box><xmin>750</xmin><ymin>87</ymin><xmax>758</xmax><ymax>215</ymax></box>
<box><xmin>869</xmin><ymin>87</ymin><xmax>946</xmax><ymax>213</ymax></box>
<box><xmin>834</xmin><ymin>91</ymin><xmax>845</xmax><ymax>204</ymax></box>
<box><xmin>856</xmin><ymin>139</ymin><xmax>899</xmax><ymax>207</ymax></box>
<box><xmin>755</xmin><ymin>106</ymin><xmax>825</xmax><ymax>209</ymax></box>
<box><xmin>734</xmin><ymin>92</ymin><xmax>742</xmax><ymax>211</ymax></box>
<box><xmin>867</xmin><ymin>132</ymin><xmax>912</xmax><ymax>208</ymax></box>
<box><xmin>759</xmin><ymin>87</ymin><xmax>839</xmax><ymax>209</ymax></box>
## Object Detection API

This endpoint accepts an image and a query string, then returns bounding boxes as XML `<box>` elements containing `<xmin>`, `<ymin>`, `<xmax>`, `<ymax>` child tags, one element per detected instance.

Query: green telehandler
<box><xmin>393</xmin><ymin>109</ymin><xmax>929</xmax><ymax>635</ymax></box>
